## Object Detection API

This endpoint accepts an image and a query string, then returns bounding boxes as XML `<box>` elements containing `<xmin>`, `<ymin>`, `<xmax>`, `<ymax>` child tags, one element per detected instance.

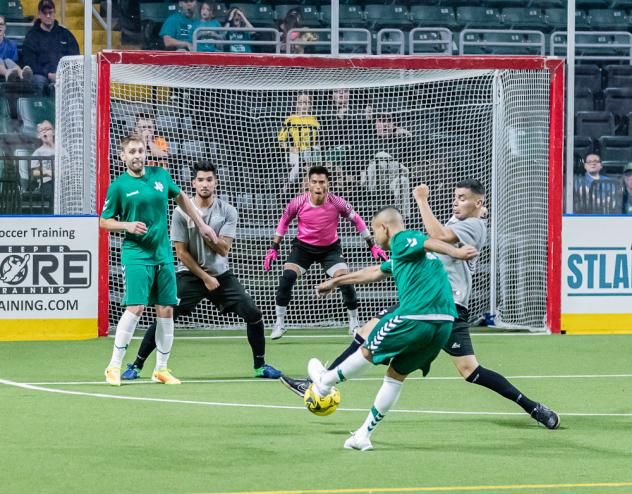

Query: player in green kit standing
<box><xmin>101</xmin><ymin>135</ymin><xmax>217</xmax><ymax>386</ymax></box>
<box><xmin>310</xmin><ymin>206</ymin><xmax>478</xmax><ymax>451</ymax></box>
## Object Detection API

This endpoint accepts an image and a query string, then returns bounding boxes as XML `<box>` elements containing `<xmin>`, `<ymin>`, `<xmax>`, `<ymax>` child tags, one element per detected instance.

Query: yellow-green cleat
<box><xmin>152</xmin><ymin>368</ymin><xmax>181</xmax><ymax>385</ymax></box>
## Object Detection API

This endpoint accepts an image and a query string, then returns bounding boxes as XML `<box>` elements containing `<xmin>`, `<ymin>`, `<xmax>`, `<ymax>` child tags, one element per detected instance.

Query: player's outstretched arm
<box><xmin>175</xmin><ymin>191</ymin><xmax>218</xmax><ymax>243</ymax></box>
<box><xmin>413</xmin><ymin>184</ymin><xmax>459</xmax><ymax>243</ymax></box>
<box><xmin>99</xmin><ymin>217</ymin><xmax>147</xmax><ymax>235</ymax></box>
<box><xmin>423</xmin><ymin>238</ymin><xmax>478</xmax><ymax>260</ymax></box>
<box><xmin>316</xmin><ymin>265</ymin><xmax>387</xmax><ymax>296</ymax></box>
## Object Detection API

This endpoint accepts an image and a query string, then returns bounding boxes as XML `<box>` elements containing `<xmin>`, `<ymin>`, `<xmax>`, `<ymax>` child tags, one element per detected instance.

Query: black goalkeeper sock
<box><xmin>133</xmin><ymin>321</ymin><xmax>158</xmax><ymax>370</ymax></box>
<box><xmin>246</xmin><ymin>320</ymin><xmax>266</xmax><ymax>369</ymax></box>
<box><xmin>466</xmin><ymin>365</ymin><xmax>538</xmax><ymax>414</ymax></box>
<box><xmin>327</xmin><ymin>334</ymin><xmax>366</xmax><ymax>370</ymax></box>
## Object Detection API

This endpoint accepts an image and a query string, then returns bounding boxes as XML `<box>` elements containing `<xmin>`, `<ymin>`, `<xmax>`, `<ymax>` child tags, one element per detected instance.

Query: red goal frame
<box><xmin>95</xmin><ymin>51</ymin><xmax>564</xmax><ymax>337</ymax></box>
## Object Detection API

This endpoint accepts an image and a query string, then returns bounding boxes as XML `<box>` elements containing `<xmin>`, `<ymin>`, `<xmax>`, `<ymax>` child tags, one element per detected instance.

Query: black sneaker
<box><xmin>531</xmin><ymin>403</ymin><xmax>560</xmax><ymax>429</ymax></box>
<box><xmin>280</xmin><ymin>375</ymin><xmax>312</xmax><ymax>398</ymax></box>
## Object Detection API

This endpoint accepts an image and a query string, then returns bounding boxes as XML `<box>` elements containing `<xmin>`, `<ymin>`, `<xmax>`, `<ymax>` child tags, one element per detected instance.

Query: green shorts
<box><xmin>364</xmin><ymin>313</ymin><xmax>453</xmax><ymax>376</ymax></box>
<box><xmin>121</xmin><ymin>263</ymin><xmax>178</xmax><ymax>307</ymax></box>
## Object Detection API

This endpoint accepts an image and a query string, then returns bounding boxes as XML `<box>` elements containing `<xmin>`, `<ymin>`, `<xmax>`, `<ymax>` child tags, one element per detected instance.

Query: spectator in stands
<box><xmin>0</xmin><ymin>15</ymin><xmax>33</xmax><ymax>82</ymax></box>
<box><xmin>279</xmin><ymin>8</ymin><xmax>316</xmax><ymax>54</ymax></box>
<box><xmin>194</xmin><ymin>1</ymin><xmax>222</xmax><ymax>52</ymax></box>
<box><xmin>278</xmin><ymin>92</ymin><xmax>320</xmax><ymax>193</ymax></box>
<box><xmin>160</xmin><ymin>0</ymin><xmax>198</xmax><ymax>51</ymax></box>
<box><xmin>22</xmin><ymin>0</ymin><xmax>79</xmax><ymax>85</ymax></box>
<box><xmin>360</xmin><ymin>112</ymin><xmax>413</xmax><ymax>217</ymax></box>
<box><xmin>621</xmin><ymin>162</ymin><xmax>632</xmax><ymax>214</ymax></box>
<box><xmin>31</xmin><ymin>120</ymin><xmax>55</xmax><ymax>201</ymax></box>
<box><xmin>581</xmin><ymin>153</ymin><xmax>607</xmax><ymax>188</ymax></box>
<box><xmin>134</xmin><ymin>112</ymin><xmax>169</xmax><ymax>167</ymax></box>
<box><xmin>321</xmin><ymin>88</ymin><xmax>372</xmax><ymax>195</ymax></box>
<box><xmin>224</xmin><ymin>7</ymin><xmax>253</xmax><ymax>53</ymax></box>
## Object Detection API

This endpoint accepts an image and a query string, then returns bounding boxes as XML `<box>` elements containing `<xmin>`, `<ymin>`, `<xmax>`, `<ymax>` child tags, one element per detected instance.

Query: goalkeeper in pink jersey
<box><xmin>264</xmin><ymin>165</ymin><xmax>388</xmax><ymax>339</ymax></box>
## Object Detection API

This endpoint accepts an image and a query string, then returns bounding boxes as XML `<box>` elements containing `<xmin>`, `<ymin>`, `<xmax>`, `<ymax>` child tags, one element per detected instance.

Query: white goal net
<box><xmin>56</xmin><ymin>53</ymin><xmax>560</xmax><ymax>333</ymax></box>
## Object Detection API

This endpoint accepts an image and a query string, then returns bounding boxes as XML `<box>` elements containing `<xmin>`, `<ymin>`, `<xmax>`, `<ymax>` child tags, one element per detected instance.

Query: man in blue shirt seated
<box><xmin>160</xmin><ymin>0</ymin><xmax>197</xmax><ymax>51</ymax></box>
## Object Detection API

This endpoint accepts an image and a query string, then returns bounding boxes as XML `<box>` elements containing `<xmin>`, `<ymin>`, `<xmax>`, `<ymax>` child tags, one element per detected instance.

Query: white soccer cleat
<box><xmin>271</xmin><ymin>321</ymin><xmax>287</xmax><ymax>340</ymax></box>
<box><xmin>104</xmin><ymin>366</ymin><xmax>121</xmax><ymax>386</ymax></box>
<box><xmin>344</xmin><ymin>432</ymin><xmax>373</xmax><ymax>451</ymax></box>
<box><xmin>307</xmin><ymin>358</ymin><xmax>330</xmax><ymax>397</ymax></box>
<box><xmin>348</xmin><ymin>317</ymin><xmax>360</xmax><ymax>337</ymax></box>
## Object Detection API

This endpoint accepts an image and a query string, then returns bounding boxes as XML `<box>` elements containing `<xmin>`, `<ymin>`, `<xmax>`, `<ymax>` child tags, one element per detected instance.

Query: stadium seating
<box><xmin>574</xmin><ymin>65</ymin><xmax>603</xmax><ymax>96</ymax></box>
<box><xmin>574</xmin><ymin>10</ymin><xmax>592</xmax><ymax>30</ymax></box>
<box><xmin>604</xmin><ymin>88</ymin><xmax>632</xmax><ymax>118</ymax></box>
<box><xmin>275</xmin><ymin>5</ymin><xmax>321</xmax><ymax>28</ymax></box>
<box><xmin>612</xmin><ymin>0</ymin><xmax>632</xmax><ymax>7</ymax></box>
<box><xmin>543</xmin><ymin>8</ymin><xmax>566</xmax><ymax>31</ymax></box>
<box><xmin>0</xmin><ymin>97</ymin><xmax>11</xmax><ymax>135</ymax></box>
<box><xmin>604</xmin><ymin>65</ymin><xmax>632</xmax><ymax>88</ymax></box>
<box><xmin>456</xmin><ymin>7</ymin><xmax>502</xmax><ymax>29</ymax></box>
<box><xmin>574</xmin><ymin>135</ymin><xmax>594</xmax><ymax>164</ymax></box>
<box><xmin>599</xmin><ymin>136</ymin><xmax>632</xmax><ymax>162</ymax></box>
<box><xmin>576</xmin><ymin>0</ymin><xmax>612</xmax><ymax>7</ymax></box>
<box><xmin>501</xmin><ymin>8</ymin><xmax>547</xmax><ymax>31</ymax></box>
<box><xmin>588</xmin><ymin>9</ymin><xmax>629</xmax><ymax>30</ymax></box>
<box><xmin>230</xmin><ymin>4</ymin><xmax>276</xmax><ymax>28</ymax></box>
<box><xmin>365</xmin><ymin>4</ymin><xmax>412</xmax><ymax>30</ymax></box>
<box><xmin>575</xmin><ymin>87</ymin><xmax>594</xmax><ymax>112</ymax></box>
<box><xmin>410</xmin><ymin>6</ymin><xmax>458</xmax><ymax>29</ymax></box>
<box><xmin>576</xmin><ymin>111</ymin><xmax>615</xmax><ymax>140</ymax></box>
<box><xmin>602</xmin><ymin>160</ymin><xmax>628</xmax><ymax>176</ymax></box>
<box><xmin>17</xmin><ymin>97</ymin><xmax>55</xmax><ymax>138</ymax></box>
<box><xmin>0</xmin><ymin>0</ymin><xmax>29</xmax><ymax>22</ymax></box>
<box><xmin>323</xmin><ymin>5</ymin><xmax>366</xmax><ymax>28</ymax></box>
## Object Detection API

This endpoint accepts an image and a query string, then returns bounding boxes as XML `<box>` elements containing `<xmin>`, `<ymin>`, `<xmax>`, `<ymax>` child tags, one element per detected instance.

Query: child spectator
<box><xmin>194</xmin><ymin>1</ymin><xmax>222</xmax><ymax>52</ymax></box>
<box><xmin>0</xmin><ymin>15</ymin><xmax>33</xmax><ymax>81</ymax></box>
<box><xmin>31</xmin><ymin>120</ymin><xmax>55</xmax><ymax>201</ymax></box>
<box><xmin>134</xmin><ymin>112</ymin><xmax>169</xmax><ymax>168</ymax></box>
<box><xmin>224</xmin><ymin>7</ymin><xmax>253</xmax><ymax>53</ymax></box>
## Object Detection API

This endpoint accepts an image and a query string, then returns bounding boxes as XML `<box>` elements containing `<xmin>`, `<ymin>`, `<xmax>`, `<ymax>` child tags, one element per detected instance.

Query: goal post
<box><xmin>56</xmin><ymin>51</ymin><xmax>564</xmax><ymax>336</ymax></box>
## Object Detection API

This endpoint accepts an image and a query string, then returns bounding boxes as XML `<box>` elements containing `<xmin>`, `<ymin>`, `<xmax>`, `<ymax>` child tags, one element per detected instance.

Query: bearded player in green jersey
<box><xmin>310</xmin><ymin>206</ymin><xmax>478</xmax><ymax>451</ymax></box>
<box><xmin>101</xmin><ymin>135</ymin><xmax>216</xmax><ymax>386</ymax></box>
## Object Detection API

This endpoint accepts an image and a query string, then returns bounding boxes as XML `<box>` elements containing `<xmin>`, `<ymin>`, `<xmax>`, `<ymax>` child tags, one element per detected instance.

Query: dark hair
<box><xmin>38</xmin><ymin>0</ymin><xmax>55</xmax><ymax>12</ymax></box>
<box><xmin>193</xmin><ymin>160</ymin><xmax>217</xmax><ymax>177</ymax></box>
<box><xmin>584</xmin><ymin>152</ymin><xmax>601</xmax><ymax>161</ymax></box>
<box><xmin>308</xmin><ymin>165</ymin><xmax>330</xmax><ymax>180</ymax></box>
<box><xmin>373</xmin><ymin>205</ymin><xmax>401</xmax><ymax>219</ymax></box>
<box><xmin>120</xmin><ymin>134</ymin><xmax>144</xmax><ymax>151</ymax></box>
<box><xmin>282</xmin><ymin>9</ymin><xmax>302</xmax><ymax>32</ymax></box>
<box><xmin>456</xmin><ymin>178</ymin><xmax>485</xmax><ymax>196</ymax></box>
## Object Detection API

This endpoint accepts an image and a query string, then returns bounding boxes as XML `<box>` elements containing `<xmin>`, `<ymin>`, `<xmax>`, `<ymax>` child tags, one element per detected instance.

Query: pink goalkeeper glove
<box><xmin>263</xmin><ymin>248</ymin><xmax>278</xmax><ymax>271</ymax></box>
<box><xmin>370</xmin><ymin>244</ymin><xmax>388</xmax><ymax>261</ymax></box>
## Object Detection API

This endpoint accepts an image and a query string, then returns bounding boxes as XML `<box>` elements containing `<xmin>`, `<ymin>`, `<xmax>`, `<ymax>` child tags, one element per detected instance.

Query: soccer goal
<box><xmin>55</xmin><ymin>52</ymin><xmax>564</xmax><ymax>336</ymax></box>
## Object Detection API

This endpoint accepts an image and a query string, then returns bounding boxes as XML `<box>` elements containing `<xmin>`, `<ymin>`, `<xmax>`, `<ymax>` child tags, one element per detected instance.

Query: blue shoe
<box><xmin>255</xmin><ymin>363</ymin><xmax>283</xmax><ymax>379</ymax></box>
<box><xmin>121</xmin><ymin>363</ymin><xmax>142</xmax><ymax>380</ymax></box>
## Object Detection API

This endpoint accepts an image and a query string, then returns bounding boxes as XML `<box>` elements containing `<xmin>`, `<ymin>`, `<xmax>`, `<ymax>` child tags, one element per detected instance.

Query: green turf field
<box><xmin>1</xmin><ymin>331</ymin><xmax>631</xmax><ymax>494</ymax></box>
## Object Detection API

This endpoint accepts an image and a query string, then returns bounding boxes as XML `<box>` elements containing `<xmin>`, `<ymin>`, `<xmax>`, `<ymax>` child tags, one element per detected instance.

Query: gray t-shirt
<box><xmin>31</xmin><ymin>145</ymin><xmax>55</xmax><ymax>184</ymax></box>
<box><xmin>436</xmin><ymin>215</ymin><xmax>487</xmax><ymax>309</ymax></box>
<box><xmin>170</xmin><ymin>197</ymin><xmax>238</xmax><ymax>276</ymax></box>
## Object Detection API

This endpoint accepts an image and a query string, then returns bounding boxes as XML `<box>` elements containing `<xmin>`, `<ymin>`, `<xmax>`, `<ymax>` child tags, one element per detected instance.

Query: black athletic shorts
<box><xmin>175</xmin><ymin>270</ymin><xmax>259</xmax><ymax>320</ymax></box>
<box><xmin>286</xmin><ymin>238</ymin><xmax>347</xmax><ymax>275</ymax></box>
<box><xmin>373</xmin><ymin>304</ymin><xmax>475</xmax><ymax>357</ymax></box>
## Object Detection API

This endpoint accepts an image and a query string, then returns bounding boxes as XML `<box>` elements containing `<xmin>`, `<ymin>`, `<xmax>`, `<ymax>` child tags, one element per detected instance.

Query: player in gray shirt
<box><xmin>282</xmin><ymin>179</ymin><xmax>559</xmax><ymax>430</ymax></box>
<box><xmin>123</xmin><ymin>161</ymin><xmax>282</xmax><ymax>380</ymax></box>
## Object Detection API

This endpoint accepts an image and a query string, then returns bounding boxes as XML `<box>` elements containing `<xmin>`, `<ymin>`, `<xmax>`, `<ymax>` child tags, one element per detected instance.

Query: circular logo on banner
<box><xmin>0</xmin><ymin>254</ymin><xmax>30</xmax><ymax>285</ymax></box>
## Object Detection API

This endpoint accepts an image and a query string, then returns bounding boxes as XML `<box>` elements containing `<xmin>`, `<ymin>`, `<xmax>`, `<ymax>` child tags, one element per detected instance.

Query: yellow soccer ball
<box><xmin>303</xmin><ymin>383</ymin><xmax>341</xmax><ymax>416</ymax></box>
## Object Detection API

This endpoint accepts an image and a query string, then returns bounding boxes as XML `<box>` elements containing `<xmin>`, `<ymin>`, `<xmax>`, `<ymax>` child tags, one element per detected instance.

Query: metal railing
<box><xmin>0</xmin><ymin>156</ymin><xmax>54</xmax><ymax>215</ymax></box>
<box><xmin>61</xmin><ymin>0</ymin><xmax>112</xmax><ymax>49</ymax></box>
<box><xmin>459</xmin><ymin>29</ymin><xmax>545</xmax><ymax>56</ymax></box>
<box><xmin>409</xmin><ymin>28</ymin><xmax>453</xmax><ymax>56</ymax></box>
<box><xmin>286</xmin><ymin>28</ymin><xmax>371</xmax><ymax>55</ymax></box>
<box><xmin>376</xmin><ymin>29</ymin><xmax>405</xmax><ymax>55</ymax></box>
<box><xmin>551</xmin><ymin>31</ymin><xmax>632</xmax><ymax>62</ymax></box>
<box><xmin>192</xmin><ymin>27</ymin><xmax>281</xmax><ymax>53</ymax></box>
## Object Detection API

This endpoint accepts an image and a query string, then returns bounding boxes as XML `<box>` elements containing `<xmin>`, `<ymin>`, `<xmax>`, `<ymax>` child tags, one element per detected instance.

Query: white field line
<box><xmin>113</xmin><ymin>333</ymin><xmax>551</xmax><ymax>340</ymax></box>
<box><xmin>1</xmin><ymin>377</ymin><xmax>631</xmax><ymax>417</ymax></box>
<box><xmin>17</xmin><ymin>373</ymin><xmax>632</xmax><ymax>386</ymax></box>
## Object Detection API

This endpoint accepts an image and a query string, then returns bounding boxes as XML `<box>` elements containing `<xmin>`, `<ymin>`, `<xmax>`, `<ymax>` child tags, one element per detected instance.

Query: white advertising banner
<box><xmin>0</xmin><ymin>216</ymin><xmax>98</xmax><ymax>340</ymax></box>
<box><xmin>562</xmin><ymin>215</ymin><xmax>632</xmax><ymax>333</ymax></box>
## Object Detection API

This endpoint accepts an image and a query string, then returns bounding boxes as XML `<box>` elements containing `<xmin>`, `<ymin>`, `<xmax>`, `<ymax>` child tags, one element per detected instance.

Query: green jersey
<box><xmin>380</xmin><ymin>230</ymin><xmax>457</xmax><ymax>320</ymax></box>
<box><xmin>101</xmin><ymin>166</ymin><xmax>181</xmax><ymax>265</ymax></box>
